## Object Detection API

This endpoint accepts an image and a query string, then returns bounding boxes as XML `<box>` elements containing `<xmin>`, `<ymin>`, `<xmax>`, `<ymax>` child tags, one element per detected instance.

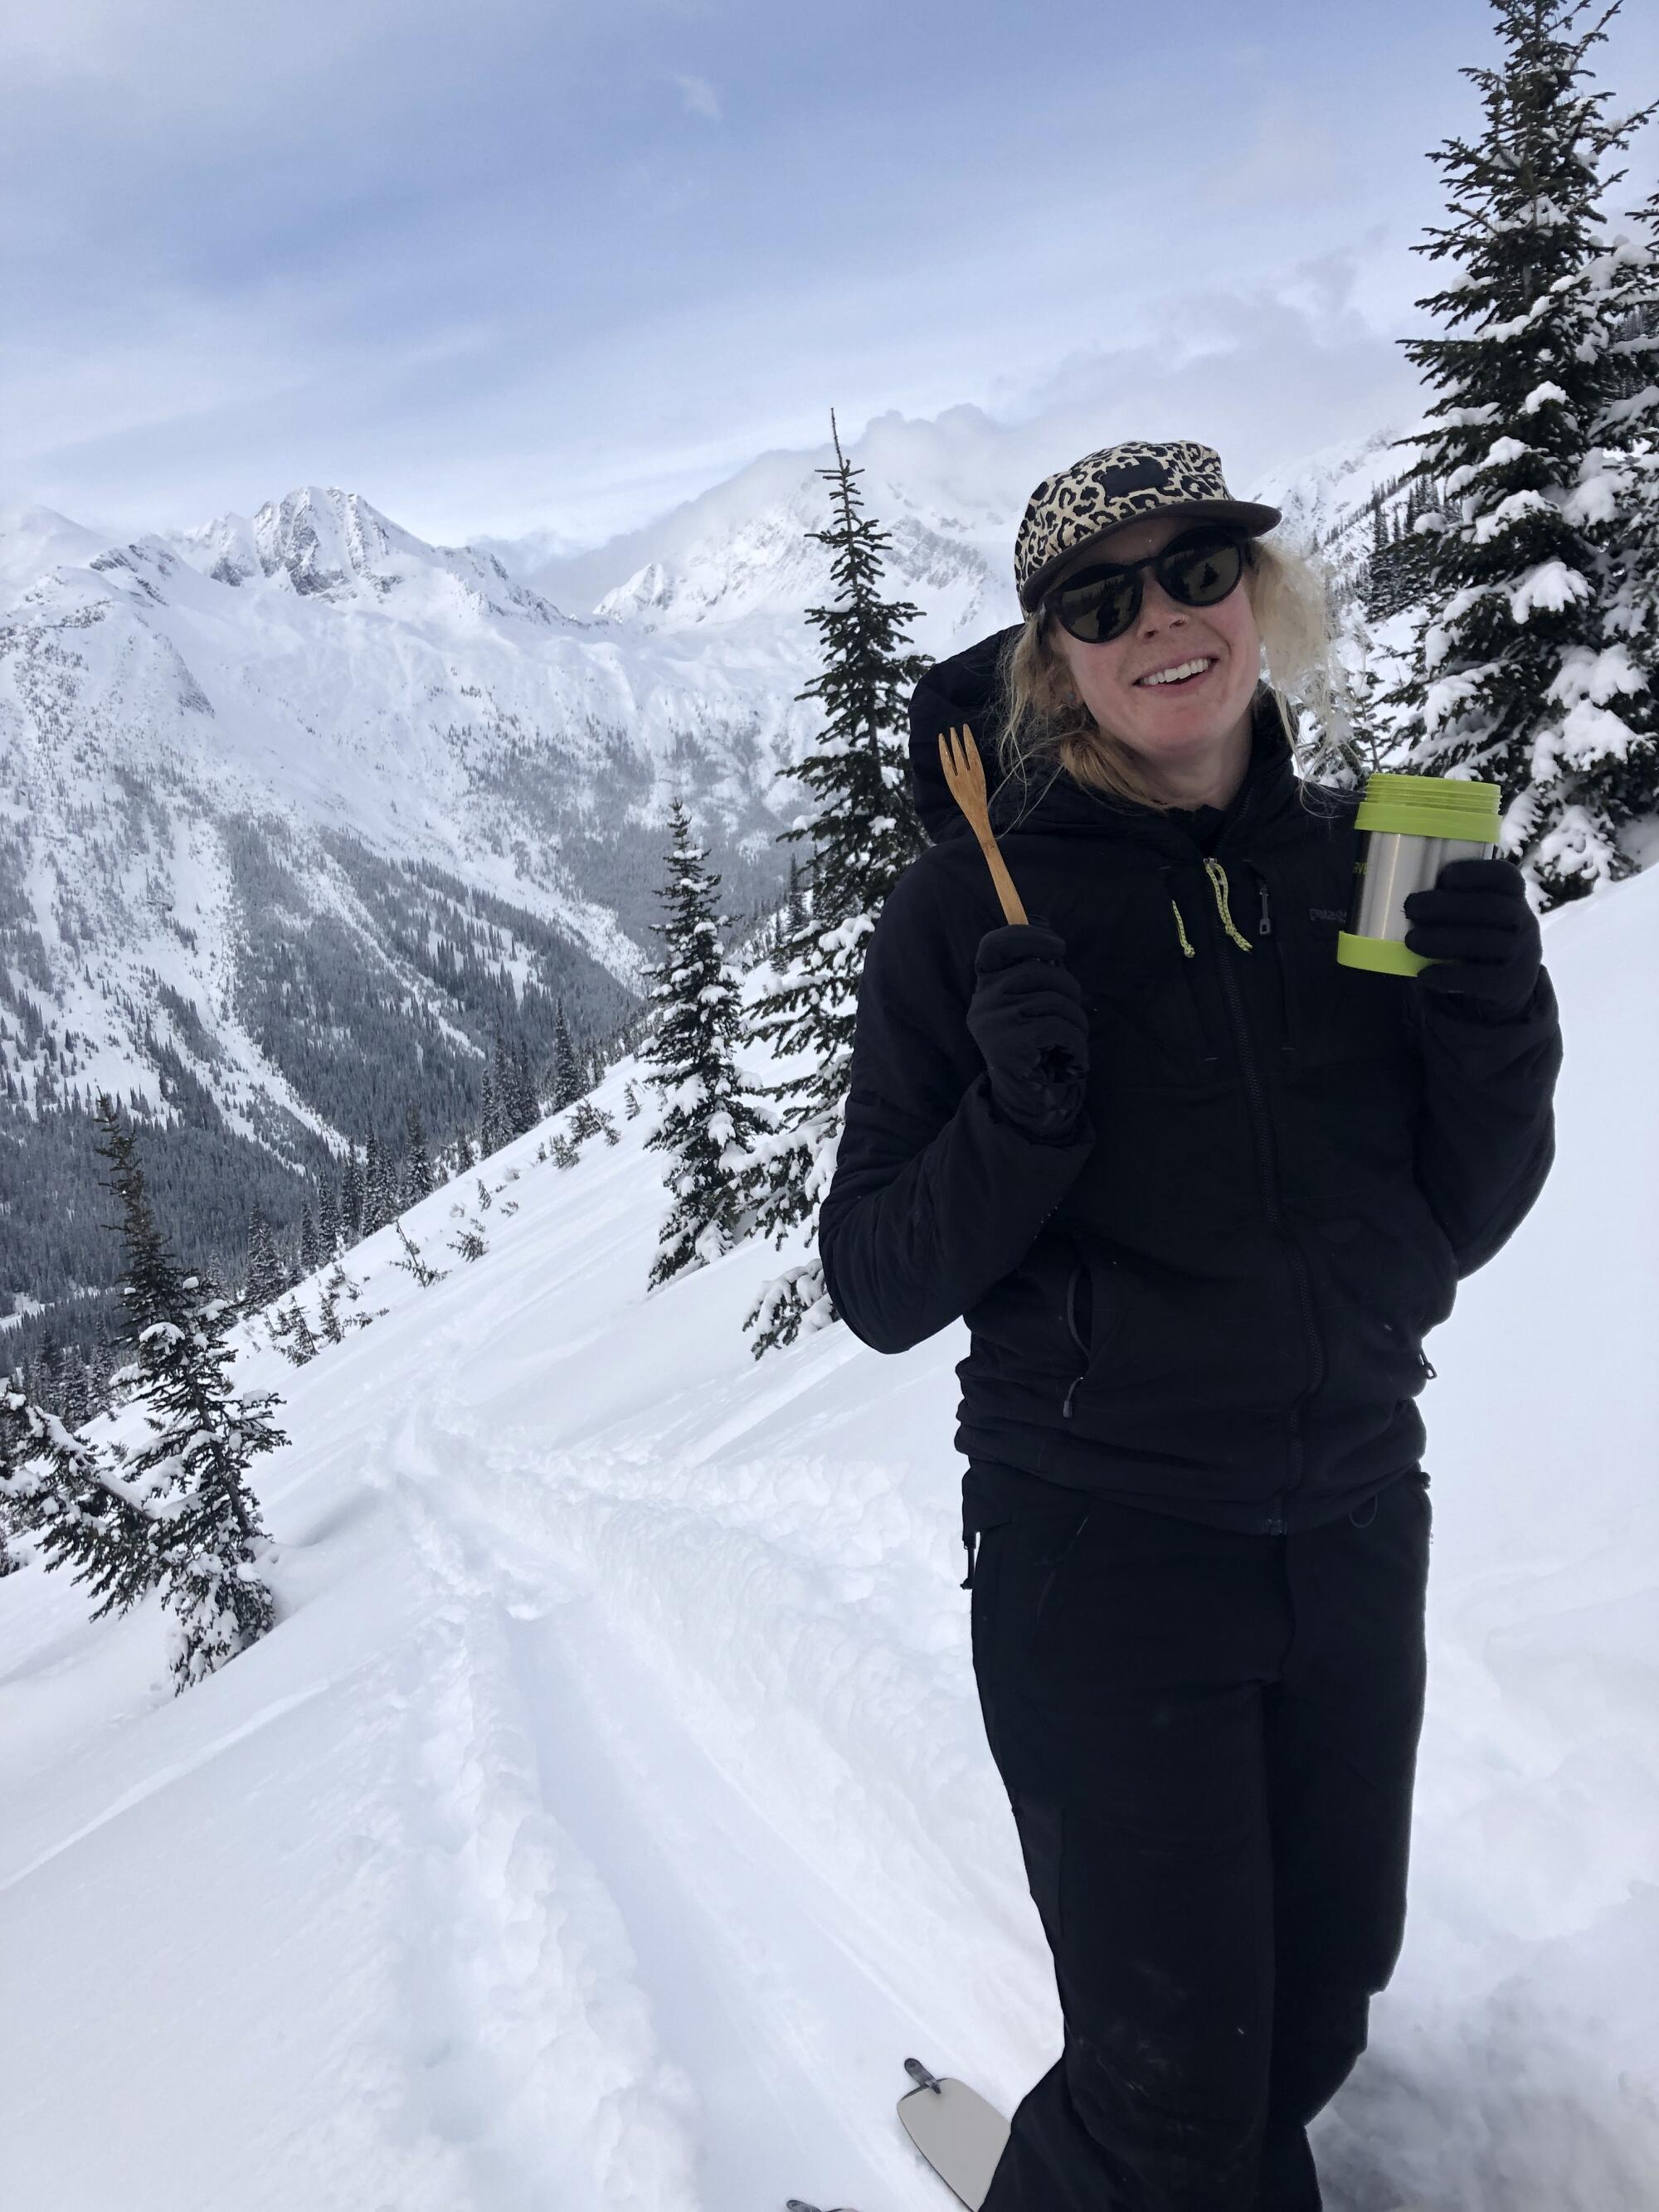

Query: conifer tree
<box><xmin>245</xmin><ymin>1208</ymin><xmax>287</xmax><ymax>1310</ymax></box>
<box><xmin>641</xmin><ymin>797</ymin><xmax>768</xmax><ymax>1289</ymax></box>
<box><xmin>513</xmin><ymin>1038</ymin><xmax>539</xmax><ymax>1134</ymax></box>
<box><xmin>785</xmin><ymin>854</ymin><xmax>808</xmax><ymax>932</ymax></box>
<box><xmin>90</xmin><ymin>1099</ymin><xmax>280</xmax><ymax>1687</ymax></box>
<box><xmin>737</xmin><ymin>411</ymin><xmax>929</xmax><ymax>1354</ymax></box>
<box><xmin>340</xmin><ymin>1147</ymin><xmax>364</xmax><ymax>1246</ymax></box>
<box><xmin>1384</xmin><ymin>0</ymin><xmax>1659</xmax><ymax>902</ymax></box>
<box><xmin>550</xmin><ymin>1001</ymin><xmax>582</xmax><ymax>1111</ymax></box>
<box><xmin>361</xmin><ymin>1132</ymin><xmax>395</xmax><ymax>1234</ymax></box>
<box><xmin>271</xmin><ymin>1299</ymin><xmax>319</xmax><ymax>1365</ymax></box>
<box><xmin>479</xmin><ymin>1057</ymin><xmax>508</xmax><ymax>1156</ymax></box>
<box><xmin>53</xmin><ymin>1344</ymin><xmax>90</xmax><ymax>1429</ymax></box>
<box><xmin>404</xmin><ymin>1102</ymin><xmax>434</xmax><ymax>1202</ymax></box>
<box><xmin>317</xmin><ymin>1180</ymin><xmax>339</xmax><ymax>1262</ymax></box>
<box><xmin>1</xmin><ymin>1377</ymin><xmax>156</xmax><ymax>1608</ymax></box>
<box><xmin>299</xmin><ymin>1203</ymin><xmax>322</xmax><ymax>1276</ymax></box>
<box><xmin>1582</xmin><ymin>178</ymin><xmax>1659</xmax><ymax>814</ymax></box>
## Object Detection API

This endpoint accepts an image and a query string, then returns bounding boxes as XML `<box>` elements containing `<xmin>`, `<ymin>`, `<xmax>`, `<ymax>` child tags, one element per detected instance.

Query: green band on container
<box><xmin>1354</xmin><ymin>771</ymin><xmax>1501</xmax><ymax>845</ymax></box>
<box><xmin>1336</xmin><ymin>929</ymin><xmax>1429</xmax><ymax>976</ymax></box>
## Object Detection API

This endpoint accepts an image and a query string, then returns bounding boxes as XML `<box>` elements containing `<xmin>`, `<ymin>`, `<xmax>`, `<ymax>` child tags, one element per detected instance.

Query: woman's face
<box><xmin>1044</xmin><ymin>510</ymin><xmax>1262</xmax><ymax>776</ymax></box>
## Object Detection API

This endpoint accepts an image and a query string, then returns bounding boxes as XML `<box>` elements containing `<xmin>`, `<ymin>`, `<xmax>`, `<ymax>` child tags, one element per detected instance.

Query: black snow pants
<box><xmin>963</xmin><ymin>1462</ymin><xmax>1432</xmax><ymax>2212</ymax></box>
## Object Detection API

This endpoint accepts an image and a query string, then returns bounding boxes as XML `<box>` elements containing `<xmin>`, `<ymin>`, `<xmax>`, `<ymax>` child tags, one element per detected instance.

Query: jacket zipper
<box><xmin>1203</xmin><ymin>858</ymin><xmax>1326</xmax><ymax>1534</ymax></box>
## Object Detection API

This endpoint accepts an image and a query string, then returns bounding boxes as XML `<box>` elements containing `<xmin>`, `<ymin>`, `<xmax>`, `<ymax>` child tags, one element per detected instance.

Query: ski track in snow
<box><xmin>367</xmin><ymin>1359</ymin><xmax>1038</xmax><ymax>2212</ymax></box>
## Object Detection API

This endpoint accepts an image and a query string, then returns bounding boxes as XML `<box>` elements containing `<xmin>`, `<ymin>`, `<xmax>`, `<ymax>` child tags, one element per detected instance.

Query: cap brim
<box><xmin>1019</xmin><ymin>499</ymin><xmax>1282</xmax><ymax>613</ymax></box>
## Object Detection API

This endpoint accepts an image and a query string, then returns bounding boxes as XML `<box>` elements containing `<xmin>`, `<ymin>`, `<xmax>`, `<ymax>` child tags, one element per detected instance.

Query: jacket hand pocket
<box><xmin>1060</xmin><ymin>1252</ymin><xmax>1121</xmax><ymax>1421</ymax></box>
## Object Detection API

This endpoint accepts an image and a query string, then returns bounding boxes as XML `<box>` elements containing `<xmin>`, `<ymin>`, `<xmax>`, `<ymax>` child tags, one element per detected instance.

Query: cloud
<box><xmin>669</xmin><ymin>71</ymin><xmax>720</xmax><ymax>122</ymax></box>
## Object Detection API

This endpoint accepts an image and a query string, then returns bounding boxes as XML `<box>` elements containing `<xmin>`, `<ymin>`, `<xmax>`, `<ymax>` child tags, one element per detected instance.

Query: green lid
<box><xmin>1336</xmin><ymin>929</ymin><xmax>1428</xmax><ymax>977</ymax></box>
<box><xmin>1355</xmin><ymin>771</ymin><xmax>1501</xmax><ymax>844</ymax></box>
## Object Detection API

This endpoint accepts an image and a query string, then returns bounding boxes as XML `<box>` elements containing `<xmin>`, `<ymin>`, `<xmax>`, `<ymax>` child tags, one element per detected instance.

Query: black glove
<box><xmin>966</xmin><ymin>921</ymin><xmax>1090</xmax><ymax>1140</ymax></box>
<box><xmin>1402</xmin><ymin>857</ymin><xmax>1543</xmax><ymax>1018</ymax></box>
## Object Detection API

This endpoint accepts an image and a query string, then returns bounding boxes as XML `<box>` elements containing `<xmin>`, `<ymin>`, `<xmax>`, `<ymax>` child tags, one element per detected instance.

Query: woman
<box><xmin>816</xmin><ymin>440</ymin><xmax>1563</xmax><ymax>2212</ymax></box>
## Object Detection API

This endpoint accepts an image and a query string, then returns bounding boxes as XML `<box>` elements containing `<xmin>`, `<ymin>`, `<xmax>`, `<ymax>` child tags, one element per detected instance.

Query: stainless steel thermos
<box><xmin>1336</xmin><ymin>771</ymin><xmax>1502</xmax><ymax>975</ymax></box>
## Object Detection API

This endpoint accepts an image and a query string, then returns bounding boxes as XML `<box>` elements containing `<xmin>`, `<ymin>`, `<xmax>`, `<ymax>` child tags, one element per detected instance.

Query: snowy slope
<box><xmin>2</xmin><ymin>870</ymin><xmax>1655</xmax><ymax>2212</ymax></box>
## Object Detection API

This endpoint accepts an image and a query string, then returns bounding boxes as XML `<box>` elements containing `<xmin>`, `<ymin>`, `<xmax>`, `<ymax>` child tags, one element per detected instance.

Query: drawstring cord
<box><xmin>1203</xmin><ymin>858</ymin><xmax>1255</xmax><ymax>951</ymax></box>
<box><xmin>1169</xmin><ymin>860</ymin><xmax>1256</xmax><ymax>960</ymax></box>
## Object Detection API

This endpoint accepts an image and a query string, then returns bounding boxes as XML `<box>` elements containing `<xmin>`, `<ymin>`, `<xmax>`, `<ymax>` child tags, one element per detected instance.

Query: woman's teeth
<box><xmin>1137</xmin><ymin>658</ymin><xmax>1214</xmax><ymax>688</ymax></box>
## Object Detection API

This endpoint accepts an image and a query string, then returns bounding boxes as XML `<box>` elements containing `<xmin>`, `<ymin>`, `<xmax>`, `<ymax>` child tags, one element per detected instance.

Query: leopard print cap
<box><xmin>1014</xmin><ymin>439</ymin><xmax>1281</xmax><ymax>611</ymax></box>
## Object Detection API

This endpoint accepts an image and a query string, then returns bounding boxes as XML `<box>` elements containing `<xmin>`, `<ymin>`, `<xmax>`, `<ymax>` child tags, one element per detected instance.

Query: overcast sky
<box><xmin>2</xmin><ymin>0</ymin><xmax>1657</xmax><ymax>550</ymax></box>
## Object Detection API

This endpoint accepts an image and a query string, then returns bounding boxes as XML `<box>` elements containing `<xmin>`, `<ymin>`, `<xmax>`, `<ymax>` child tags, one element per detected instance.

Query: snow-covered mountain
<box><xmin>1</xmin><ymin>866</ymin><xmax>1652</xmax><ymax>2212</ymax></box>
<box><xmin>0</xmin><ymin>424</ymin><xmax>1396</xmax><ymax>1344</ymax></box>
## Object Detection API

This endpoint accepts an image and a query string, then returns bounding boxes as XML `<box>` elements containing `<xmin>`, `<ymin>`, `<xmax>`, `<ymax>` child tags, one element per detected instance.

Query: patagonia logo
<box><xmin>1309</xmin><ymin>907</ymin><xmax>1346</xmax><ymax>923</ymax></box>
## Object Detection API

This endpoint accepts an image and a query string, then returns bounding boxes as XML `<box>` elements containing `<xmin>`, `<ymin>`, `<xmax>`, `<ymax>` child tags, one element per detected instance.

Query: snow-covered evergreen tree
<box><xmin>271</xmin><ymin>1299</ymin><xmax>319</xmax><ymax>1365</ymax></box>
<box><xmin>299</xmin><ymin>1203</ymin><xmax>322</xmax><ymax>1276</ymax></box>
<box><xmin>640</xmin><ymin>797</ymin><xmax>768</xmax><ymax>1290</ymax></box>
<box><xmin>0</xmin><ymin>1378</ymin><xmax>155</xmax><ymax>1610</ymax></box>
<box><xmin>340</xmin><ymin>1147</ymin><xmax>364</xmax><ymax>1246</ymax></box>
<box><xmin>53</xmin><ymin>1343</ymin><xmax>90</xmax><ymax>1429</ymax></box>
<box><xmin>392</xmin><ymin>1221</ymin><xmax>446</xmax><ymax>1288</ymax></box>
<box><xmin>91</xmin><ymin>1099</ymin><xmax>280</xmax><ymax>1689</ymax></box>
<box><xmin>361</xmin><ymin>1132</ymin><xmax>397</xmax><ymax>1236</ymax></box>
<box><xmin>1384</xmin><ymin>0</ymin><xmax>1659</xmax><ymax>902</ymax></box>
<box><xmin>1582</xmin><ymin>177</ymin><xmax>1659</xmax><ymax>830</ymax></box>
<box><xmin>512</xmin><ymin>1038</ymin><xmax>540</xmax><ymax>1135</ymax></box>
<box><xmin>737</xmin><ymin>411</ymin><xmax>929</xmax><ymax>1354</ymax></box>
<box><xmin>550</xmin><ymin>1001</ymin><xmax>582</xmax><ymax>1111</ymax></box>
<box><xmin>479</xmin><ymin>1054</ymin><xmax>508</xmax><ymax>1156</ymax></box>
<box><xmin>317</xmin><ymin>1181</ymin><xmax>339</xmax><ymax>1262</ymax></box>
<box><xmin>785</xmin><ymin>854</ymin><xmax>808</xmax><ymax>932</ymax></box>
<box><xmin>244</xmin><ymin>1209</ymin><xmax>287</xmax><ymax>1310</ymax></box>
<box><xmin>403</xmin><ymin>1102</ymin><xmax>434</xmax><ymax>1202</ymax></box>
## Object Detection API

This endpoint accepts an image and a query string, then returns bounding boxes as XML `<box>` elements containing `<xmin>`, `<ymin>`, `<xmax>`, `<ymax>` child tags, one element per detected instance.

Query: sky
<box><xmin>2</xmin><ymin>0</ymin><xmax>1657</xmax><ymax>553</ymax></box>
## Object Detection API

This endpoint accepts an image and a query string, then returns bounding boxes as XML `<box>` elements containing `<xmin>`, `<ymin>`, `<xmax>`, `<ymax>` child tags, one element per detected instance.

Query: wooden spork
<box><xmin>937</xmin><ymin>723</ymin><xmax>1029</xmax><ymax>926</ymax></box>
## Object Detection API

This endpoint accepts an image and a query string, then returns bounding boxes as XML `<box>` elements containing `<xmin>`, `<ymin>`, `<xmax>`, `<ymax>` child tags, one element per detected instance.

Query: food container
<box><xmin>1336</xmin><ymin>771</ymin><xmax>1502</xmax><ymax>975</ymax></box>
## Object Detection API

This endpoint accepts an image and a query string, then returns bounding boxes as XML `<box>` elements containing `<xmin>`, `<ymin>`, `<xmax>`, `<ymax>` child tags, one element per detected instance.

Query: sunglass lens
<box><xmin>1165</xmin><ymin>535</ymin><xmax>1243</xmax><ymax>605</ymax></box>
<box><xmin>1053</xmin><ymin>571</ymin><xmax>1138</xmax><ymax>644</ymax></box>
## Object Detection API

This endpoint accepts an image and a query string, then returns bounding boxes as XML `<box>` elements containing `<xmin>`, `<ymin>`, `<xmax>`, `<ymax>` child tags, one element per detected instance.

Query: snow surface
<box><xmin>2</xmin><ymin>878</ymin><xmax>1656</xmax><ymax>2212</ymax></box>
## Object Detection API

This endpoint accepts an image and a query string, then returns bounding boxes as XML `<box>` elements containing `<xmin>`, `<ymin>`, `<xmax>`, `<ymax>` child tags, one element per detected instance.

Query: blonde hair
<box><xmin>993</xmin><ymin>531</ymin><xmax>1351</xmax><ymax>813</ymax></box>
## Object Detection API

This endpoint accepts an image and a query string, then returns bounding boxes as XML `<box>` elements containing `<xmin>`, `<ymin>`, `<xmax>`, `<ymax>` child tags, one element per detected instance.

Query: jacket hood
<box><xmin>907</xmin><ymin>624</ymin><xmax>1318</xmax><ymax>860</ymax></box>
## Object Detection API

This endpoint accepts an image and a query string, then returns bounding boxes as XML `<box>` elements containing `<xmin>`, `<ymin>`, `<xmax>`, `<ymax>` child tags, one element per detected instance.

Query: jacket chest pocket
<box><xmin>1247</xmin><ymin>857</ymin><xmax>1409</xmax><ymax>1072</ymax></box>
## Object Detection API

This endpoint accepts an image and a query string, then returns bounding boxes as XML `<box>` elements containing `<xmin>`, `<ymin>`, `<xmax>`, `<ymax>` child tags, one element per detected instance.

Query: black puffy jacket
<box><xmin>816</xmin><ymin>628</ymin><xmax>1564</xmax><ymax>1534</ymax></box>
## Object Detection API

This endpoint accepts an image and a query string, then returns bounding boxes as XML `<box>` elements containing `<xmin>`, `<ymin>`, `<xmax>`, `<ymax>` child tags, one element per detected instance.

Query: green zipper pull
<box><xmin>1204</xmin><ymin>858</ymin><xmax>1254</xmax><ymax>952</ymax></box>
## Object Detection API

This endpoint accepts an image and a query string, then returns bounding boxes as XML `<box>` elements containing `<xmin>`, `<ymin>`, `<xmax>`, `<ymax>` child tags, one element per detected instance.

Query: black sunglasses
<box><xmin>1039</xmin><ymin>526</ymin><xmax>1254</xmax><ymax>644</ymax></box>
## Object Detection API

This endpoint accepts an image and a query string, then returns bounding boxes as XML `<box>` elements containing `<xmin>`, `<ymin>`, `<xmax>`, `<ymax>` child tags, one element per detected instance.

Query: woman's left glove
<box><xmin>1402</xmin><ymin>857</ymin><xmax>1543</xmax><ymax>1017</ymax></box>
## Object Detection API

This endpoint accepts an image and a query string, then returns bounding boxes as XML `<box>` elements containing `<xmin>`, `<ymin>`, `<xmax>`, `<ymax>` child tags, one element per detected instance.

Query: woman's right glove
<box><xmin>966</xmin><ymin>922</ymin><xmax>1091</xmax><ymax>1141</ymax></box>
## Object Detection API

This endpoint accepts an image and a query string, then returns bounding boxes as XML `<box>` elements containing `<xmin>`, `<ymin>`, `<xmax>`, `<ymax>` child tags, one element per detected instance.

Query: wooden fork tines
<box><xmin>937</xmin><ymin>723</ymin><xmax>1028</xmax><ymax>926</ymax></box>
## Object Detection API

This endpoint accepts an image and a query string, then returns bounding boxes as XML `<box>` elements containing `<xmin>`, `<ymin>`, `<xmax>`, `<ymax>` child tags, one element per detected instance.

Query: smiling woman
<box><xmin>817</xmin><ymin>435</ymin><xmax>1564</xmax><ymax>2212</ymax></box>
<box><xmin>996</xmin><ymin>444</ymin><xmax>1345</xmax><ymax>813</ymax></box>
